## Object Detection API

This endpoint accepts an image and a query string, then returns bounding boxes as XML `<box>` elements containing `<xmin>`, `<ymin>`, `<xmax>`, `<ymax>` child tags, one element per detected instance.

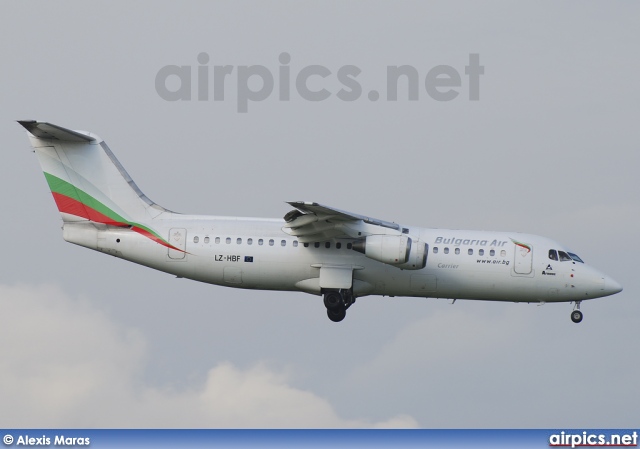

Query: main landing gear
<box><xmin>324</xmin><ymin>289</ymin><xmax>355</xmax><ymax>323</ymax></box>
<box><xmin>571</xmin><ymin>301</ymin><xmax>583</xmax><ymax>324</ymax></box>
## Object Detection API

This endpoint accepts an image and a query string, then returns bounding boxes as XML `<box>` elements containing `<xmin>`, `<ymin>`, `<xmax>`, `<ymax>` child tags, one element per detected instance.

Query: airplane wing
<box><xmin>282</xmin><ymin>201</ymin><xmax>405</xmax><ymax>243</ymax></box>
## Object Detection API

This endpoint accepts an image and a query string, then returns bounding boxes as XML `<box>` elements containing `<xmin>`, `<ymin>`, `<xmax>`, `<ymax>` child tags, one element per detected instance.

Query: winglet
<box><xmin>18</xmin><ymin>120</ymin><xmax>96</xmax><ymax>142</ymax></box>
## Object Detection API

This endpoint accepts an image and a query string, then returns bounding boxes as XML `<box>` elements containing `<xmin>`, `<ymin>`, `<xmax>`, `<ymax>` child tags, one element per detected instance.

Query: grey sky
<box><xmin>1</xmin><ymin>1</ymin><xmax>638</xmax><ymax>427</ymax></box>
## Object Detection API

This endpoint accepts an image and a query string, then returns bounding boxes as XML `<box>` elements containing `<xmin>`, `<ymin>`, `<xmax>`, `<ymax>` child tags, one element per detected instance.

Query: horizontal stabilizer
<box><xmin>18</xmin><ymin>120</ymin><xmax>96</xmax><ymax>142</ymax></box>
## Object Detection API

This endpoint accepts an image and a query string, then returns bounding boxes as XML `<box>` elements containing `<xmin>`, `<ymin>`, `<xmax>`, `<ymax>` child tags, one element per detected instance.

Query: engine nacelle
<box><xmin>352</xmin><ymin>235</ymin><xmax>427</xmax><ymax>270</ymax></box>
<box><xmin>352</xmin><ymin>235</ymin><xmax>411</xmax><ymax>264</ymax></box>
<box><xmin>395</xmin><ymin>240</ymin><xmax>428</xmax><ymax>270</ymax></box>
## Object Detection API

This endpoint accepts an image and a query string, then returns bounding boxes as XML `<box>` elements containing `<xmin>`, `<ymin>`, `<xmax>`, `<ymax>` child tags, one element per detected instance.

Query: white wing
<box><xmin>282</xmin><ymin>201</ymin><xmax>406</xmax><ymax>243</ymax></box>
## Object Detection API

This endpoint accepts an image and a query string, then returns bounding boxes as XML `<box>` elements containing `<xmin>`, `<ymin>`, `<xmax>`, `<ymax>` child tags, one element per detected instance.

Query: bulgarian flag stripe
<box><xmin>511</xmin><ymin>238</ymin><xmax>532</xmax><ymax>253</ymax></box>
<box><xmin>52</xmin><ymin>192</ymin><xmax>128</xmax><ymax>227</ymax></box>
<box><xmin>44</xmin><ymin>172</ymin><xmax>128</xmax><ymax>224</ymax></box>
<box><xmin>131</xmin><ymin>226</ymin><xmax>179</xmax><ymax>250</ymax></box>
<box><xmin>43</xmin><ymin>172</ymin><xmax>184</xmax><ymax>252</ymax></box>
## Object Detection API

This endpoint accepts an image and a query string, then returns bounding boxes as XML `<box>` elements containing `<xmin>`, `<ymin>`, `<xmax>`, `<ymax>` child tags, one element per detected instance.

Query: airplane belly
<box><xmin>191</xmin><ymin>254</ymin><xmax>261</xmax><ymax>288</ymax></box>
<box><xmin>259</xmin><ymin>261</ymin><xmax>313</xmax><ymax>291</ymax></box>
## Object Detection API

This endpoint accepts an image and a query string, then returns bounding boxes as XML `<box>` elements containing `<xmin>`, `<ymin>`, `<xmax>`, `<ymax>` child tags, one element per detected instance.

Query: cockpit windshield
<box><xmin>558</xmin><ymin>251</ymin><xmax>573</xmax><ymax>262</ymax></box>
<box><xmin>550</xmin><ymin>249</ymin><xmax>584</xmax><ymax>263</ymax></box>
<box><xmin>567</xmin><ymin>252</ymin><xmax>584</xmax><ymax>263</ymax></box>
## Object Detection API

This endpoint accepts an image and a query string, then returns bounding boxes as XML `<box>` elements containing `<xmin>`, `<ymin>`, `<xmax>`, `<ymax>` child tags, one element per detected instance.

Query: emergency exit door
<box><xmin>168</xmin><ymin>228</ymin><xmax>186</xmax><ymax>259</ymax></box>
<box><xmin>513</xmin><ymin>242</ymin><xmax>532</xmax><ymax>275</ymax></box>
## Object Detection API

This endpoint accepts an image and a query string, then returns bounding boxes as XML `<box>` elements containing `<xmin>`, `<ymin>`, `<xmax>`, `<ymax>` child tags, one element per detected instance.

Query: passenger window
<box><xmin>479</xmin><ymin>249</ymin><xmax>484</xmax><ymax>256</ymax></box>
<box><xmin>468</xmin><ymin>248</ymin><xmax>473</xmax><ymax>255</ymax></box>
<box><xmin>490</xmin><ymin>249</ymin><xmax>495</xmax><ymax>256</ymax></box>
<box><xmin>433</xmin><ymin>247</ymin><xmax>439</xmax><ymax>254</ymax></box>
<box><xmin>455</xmin><ymin>248</ymin><xmax>460</xmax><ymax>255</ymax></box>
<box><xmin>304</xmin><ymin>242</ymin><xmax>309</xmax><ymax>248</ymax></box>
<box><xmin>325</xmin><ymin>242</ymin><xmax>330</xmax><ymax>249</ymax></box>
<box><xmin>314</xmin><ymin>242</ymin><xmax>320</xmax><ymax>248</ymax></box>
<box><xmin>204</xmin><ymin>236</ymin><xmax>210</xmax><ymax>244</ymax></box>
<box><xmin>247</xmin><ymin>238</ymin><xmax>253</xmax><ymax>245</ymax></box>
<box><xmin>281</xmin><ymin>240</ymin><xmax>286</xmax><ymax>246</ymax></box>
<box><xmin>193</xmin><ymin>236</ymin><xmax>199</xmax><ymax>243</ymax></box>
<box><xmin>215</xmin><ymin>237</ymin><xmax>220</xmax><ymax>244</ymax></box>
<box><xmin>226</xmin><ymin>237</ymin><xmax>231</xmax><ymax>244</ymax></box>
<box><xmin>293</xmin><ymin>241</ymin><xmax>298</xmax><ymax>247</ymax></box>
<box><xmin>258</xmin><ymin>239</ymin><xmax>264</xmax><ymax>245</ymax></box>
<box><xmin>558</xmin><ymin>251</ymin><xmax>572</xmax><ymax>262</ymax></box>
<box><xmin>444</xmin><ymin>247</ymin><xmax>449</xmax><ymax>254</ymax></box>
<box><xmin>548</xmin><ymin>249</ymin><xmax>558</xmax><ymax>261</ymax></box>
<box><xmin>347</xmin><ymin>243</ymin><xmax>352</xmax><ymax>250</ymax></box>
<box><xmin>336</xmin><ymin>242</ymin><xmax>342</xmax><ymax>249</ymax></box>
<box><xmin>269</xmin><ymin>239</ymin><xmax>274</xmax><ymax>246</ymax></box>
<box><xmin>237</xmin><ymin>238</ymin><xmax>242</xmax><ymax>245</ymax></box>
<box><xmin>500</xmin><ymin>250</ymin><xmax>506</xmax><ymax>257</ymax></box>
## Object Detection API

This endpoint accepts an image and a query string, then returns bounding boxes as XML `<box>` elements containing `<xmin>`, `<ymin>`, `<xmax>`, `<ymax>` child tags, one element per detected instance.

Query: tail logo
<box><xmin>45</xmin><ymin>172</ymin><xmax>184</xmax><ymax>253</ymax></box>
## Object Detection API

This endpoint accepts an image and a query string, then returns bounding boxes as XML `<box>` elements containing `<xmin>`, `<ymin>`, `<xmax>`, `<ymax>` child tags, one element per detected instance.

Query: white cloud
<box><xmin>0</xmin><ymin>283</ymin><xmax>417</xmax><ymax>428</ymax></box>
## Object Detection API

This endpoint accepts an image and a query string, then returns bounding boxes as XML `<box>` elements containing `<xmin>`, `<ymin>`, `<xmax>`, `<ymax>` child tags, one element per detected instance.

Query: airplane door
<box><xmin>513</xmin><ymin>242</ymin><xmax>533</xmax><ymax>275</ymax></box>
<box><xmin>168</xmin><ymin>228</ymin><xmax>186</xmax><ymax>259</ymax></box>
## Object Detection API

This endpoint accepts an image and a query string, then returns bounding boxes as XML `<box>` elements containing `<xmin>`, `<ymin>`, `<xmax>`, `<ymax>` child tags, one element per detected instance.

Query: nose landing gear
<box><xmin>324</xmin><ymin>289</ymin><xmax>355</xmax><ymax>322</ymax></box>
<box><xmin>571</xmin><ymin>301</ymin><xmax>583</xmax><ymax>323</ymax></box>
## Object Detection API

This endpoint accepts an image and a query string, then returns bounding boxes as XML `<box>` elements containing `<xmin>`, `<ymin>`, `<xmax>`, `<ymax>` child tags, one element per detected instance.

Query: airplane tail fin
<box><xmin>19</xmin><ymin>120</ymin><xmax>174</xmax><ymax>228</ymax></box>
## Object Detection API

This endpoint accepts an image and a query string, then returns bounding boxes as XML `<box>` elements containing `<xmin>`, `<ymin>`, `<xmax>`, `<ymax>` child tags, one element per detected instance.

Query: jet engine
<box><xmin>352</xmin><ymin>235</ymin><xmax>427</xmax><ymax>270</ymax></box>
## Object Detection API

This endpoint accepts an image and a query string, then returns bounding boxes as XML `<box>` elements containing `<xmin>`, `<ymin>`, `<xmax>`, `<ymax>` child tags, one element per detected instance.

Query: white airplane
<box><xmin>20</xmin><ymin>120</ymin><xmax>623</xmax><ymax>323</ymax></box>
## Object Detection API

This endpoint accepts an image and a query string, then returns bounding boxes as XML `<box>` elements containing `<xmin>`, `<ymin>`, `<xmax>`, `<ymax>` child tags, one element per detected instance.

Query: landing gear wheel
<box><xmin>571</xmin><ymin>310</ymin><xmax>583</xmax><ymax>323</ymax></box>
<box><xmin>324</xmin><ymin>291</ymin><xmax>343</xmax><ymax>311</ymax></box>
<box><xmin>323</xmin><ymin>289</ymin><xmax>354</xmax><ymax>322</ymax></box>
<box><xmin>327</xmin><ymin>307</ymin><xmax>346</xmax><ymax>322</ymax></box>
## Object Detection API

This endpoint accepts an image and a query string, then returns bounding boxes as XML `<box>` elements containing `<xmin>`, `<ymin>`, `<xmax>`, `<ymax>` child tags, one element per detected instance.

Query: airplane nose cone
<box><xmin>603</xmin><ymin>276</ymin><xmax>623</xmax><ymax>296</ymax></box>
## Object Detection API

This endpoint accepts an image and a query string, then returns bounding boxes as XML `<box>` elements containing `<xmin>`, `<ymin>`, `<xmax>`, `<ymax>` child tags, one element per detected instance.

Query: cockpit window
<box><xmin>567</xmin><ymin>252</ymin><xmax>584</xmax><ymax>263</ymax></box>
<box><xmin>548</xmin><ymin>249</ymin><xmax>558</xmax><ymax>261</ymax></box>
<box><xmin>558</xmin><ymin>251</ymin><xmax>572</xmax><ymax>262</ymax></box>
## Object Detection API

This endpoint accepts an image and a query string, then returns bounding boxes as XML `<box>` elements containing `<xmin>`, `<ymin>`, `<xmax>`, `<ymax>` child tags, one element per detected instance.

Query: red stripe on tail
<box><xmin>52</xmin><ymin>192</ymin><xmax>127</xmax><ymax>227</ymax></box>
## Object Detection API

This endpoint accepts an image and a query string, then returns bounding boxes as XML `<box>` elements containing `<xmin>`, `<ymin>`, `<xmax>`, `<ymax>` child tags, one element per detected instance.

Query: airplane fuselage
<box><xmin>63</xmin><ymin>216</ymin><xmax>616</xmax><ymax>304</ymax></box>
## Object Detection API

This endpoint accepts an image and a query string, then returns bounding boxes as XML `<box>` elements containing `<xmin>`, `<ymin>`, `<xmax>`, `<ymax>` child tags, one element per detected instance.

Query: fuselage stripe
<box><xmin>45</xmin><ymin>174</ymin><xmax>184</xmax><ymax>252</ymax></box>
